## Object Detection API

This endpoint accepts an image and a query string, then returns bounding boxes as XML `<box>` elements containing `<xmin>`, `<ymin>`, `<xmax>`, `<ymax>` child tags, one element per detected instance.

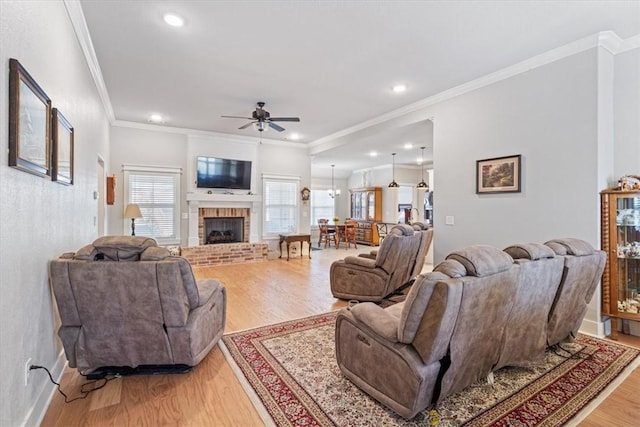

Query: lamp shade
<box><xmin>124</xmin><ymin>203</ymin><xmax>142</xmax><ymax>219</ymax></box>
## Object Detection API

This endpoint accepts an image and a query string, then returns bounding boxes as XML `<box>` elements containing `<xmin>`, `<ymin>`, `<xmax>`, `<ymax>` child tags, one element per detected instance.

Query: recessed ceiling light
<box><xmin>392</xmin><ymin>84</ymin><xmax>407</xmax><ymax>93</ymax></box>
<box><xmin>369</xmin><ymin>151</ymin><xmax>378</xmax><ymax>157</ymax></box>
<box><xmin>404</xmin><ymin>142</ymin><xmax>413</xmax><ymax>149</ymax></box>
<box><xmin>163</xmin><ymin>13</ymin><xmax>184</xmax><ymax>27</ymax></box>
<box><xmin>289</xmin><ymin>133</ymin><xmax>300</xmax><ymax>140</ymax></box>
<box><xmin>149</xmin><ymin>114</ymin><xmax>164</xmax><ymax>123</ymax></box>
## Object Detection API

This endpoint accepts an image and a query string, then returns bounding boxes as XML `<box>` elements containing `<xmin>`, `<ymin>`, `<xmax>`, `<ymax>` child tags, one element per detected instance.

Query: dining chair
<box><xmin>318</xmin><ymin>219</ymin><xmax>337</xmax><ymax>248</ymax></box>
<box><xmin>341</xmin><ymin>219</ymin><xmax>358</xmax><ymax>249</ymax></box>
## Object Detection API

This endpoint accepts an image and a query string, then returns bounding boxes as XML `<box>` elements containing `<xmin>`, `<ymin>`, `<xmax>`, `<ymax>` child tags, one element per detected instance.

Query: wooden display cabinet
<box><xmin>601</xmin><ymin>189</ymin><xmax>640</xmax><ymax>338</ymax></box>
<box><xmin>349</xmin><ymin>187</ymin><xmax>382</xmax><ymax>222</ymax></box>
<box><xmin>349</xmin><ymin>187</ymin><xmax>383</xmax><ymax>246</ymax></box>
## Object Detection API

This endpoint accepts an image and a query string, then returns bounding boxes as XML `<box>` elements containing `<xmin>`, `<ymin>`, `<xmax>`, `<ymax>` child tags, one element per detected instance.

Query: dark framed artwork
<box><xmin>51</xmin><ymin>108</ymin><xmax>74</xmax><ymax>185</ymax></box>
<box><xmin>476</xmin><ymin>154</ymin><xmax>521</xmax><ymax>194</ymax></box>
<box><xmin>8</xmin><ymin>58</ymin><xmax>52</xmax><ymax>178</ymax></box>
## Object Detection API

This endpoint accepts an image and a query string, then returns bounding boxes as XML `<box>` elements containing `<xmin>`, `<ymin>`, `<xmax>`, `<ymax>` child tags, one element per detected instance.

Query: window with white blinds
<box><xmin>123</xmin><ymin>165</ymin><xmax>181</xmax><ymax>244</ymax></box>
<box><xmin>263</xmin><ymin>177</ymin><xmax>298</xmax><ymax>236</ymax></box>
<box><xmin>310</xmin><ymin>188</ymin><xmax>335</xmax><ymax>226</ymax></box>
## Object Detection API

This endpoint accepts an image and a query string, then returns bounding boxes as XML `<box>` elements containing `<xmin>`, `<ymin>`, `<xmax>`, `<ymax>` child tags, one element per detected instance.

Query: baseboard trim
<box><xmin>579</xmin><ymin>318</ymin><xmax>605</xmax><ymax>338</ymax></box>
<box><xmin>23</xmin><ymin>351</ymin><xmax>66</xmax><ymax>427</ymax></box>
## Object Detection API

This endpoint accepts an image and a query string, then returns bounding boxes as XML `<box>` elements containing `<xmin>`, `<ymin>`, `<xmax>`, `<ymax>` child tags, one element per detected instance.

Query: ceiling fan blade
<box><xmin>269</xmin><ymin>117</ymin><xmax>300</xmax><ymax>122</ymax></box>
<box><xmin>222</xmin><ymin>115</ymin><xmax>253</xmax><ymax>120</ymax></box>
<box><xmin>269</xmin><ymin>122</ymin><xmax>285</xmax><ymax>132</ymax></box>
<box><xmin>238</xmin><ymin>121</ymin><xmax>255</xmax><ymax>130</ymax></box>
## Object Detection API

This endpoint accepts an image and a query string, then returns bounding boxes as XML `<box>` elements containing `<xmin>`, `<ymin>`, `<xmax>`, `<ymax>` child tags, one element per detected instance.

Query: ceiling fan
<box><xmin>221</xmin><ymin>101</ymin><xmax>300</xmax><ymax>132</ymax></box>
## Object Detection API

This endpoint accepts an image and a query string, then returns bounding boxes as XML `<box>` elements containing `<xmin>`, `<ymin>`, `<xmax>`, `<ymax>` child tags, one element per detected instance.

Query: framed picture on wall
<box><xmin>8</xmin><ymin>58</ymin><xmax>52</xmax><ymax>178</ymax></box>
<box><xmin>51</xmin><ymin>108</ymin><xmax>74</xmax><ymax>185</ymax></box>
<box><xmin>476</xmin><ymin>154</ymin><xmax>521</xmax><ymax>194</ymax></box>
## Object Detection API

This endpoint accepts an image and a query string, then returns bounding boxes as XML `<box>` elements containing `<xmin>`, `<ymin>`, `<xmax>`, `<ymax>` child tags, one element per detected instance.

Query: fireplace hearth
<box><xmin>204</xmin><ymin>217</ymin><xmax>244</xmax><ymax>245</ymax></box>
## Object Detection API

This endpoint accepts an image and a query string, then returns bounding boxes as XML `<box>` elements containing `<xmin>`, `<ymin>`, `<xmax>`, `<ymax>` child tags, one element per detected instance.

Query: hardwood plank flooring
<box><xmin>41</xmin><ymin>246</ymin><xmax>639</xmax><ymax>426</ymax></box>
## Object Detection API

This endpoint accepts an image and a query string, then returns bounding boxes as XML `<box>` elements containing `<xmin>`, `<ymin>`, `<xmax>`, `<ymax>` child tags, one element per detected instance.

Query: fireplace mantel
<box><xmin>186</xmin><ymin>192</ymin><xmax>262</xmax><ymax>246</ymax></box>
<box><xmin>186</xmin><ymin>193</ymin><xmax>261</xmax><ymax>203</ymax></box>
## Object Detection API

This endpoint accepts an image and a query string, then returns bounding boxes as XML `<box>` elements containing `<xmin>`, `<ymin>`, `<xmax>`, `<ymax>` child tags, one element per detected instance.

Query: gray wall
<box><xmin>335</xmin><ymin>45</ymin><xmax>634</xmax><ymax>336</ymax></box>
<box><xmin>432</xmin><ymin>49</ymin><xmax>600</xmax><ymax>257</ymax></box>
<box><xmin>0</xmin><ymin>1</ymin><xmax>111</xmax><ymax>425</ymax></box>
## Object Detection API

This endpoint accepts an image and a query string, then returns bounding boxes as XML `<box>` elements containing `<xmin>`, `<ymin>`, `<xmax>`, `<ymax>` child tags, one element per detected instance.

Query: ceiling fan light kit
<box><xmin>222</xmin><ymin>101</ymin><xmax>300</xmax><ymax>134</ymax></box>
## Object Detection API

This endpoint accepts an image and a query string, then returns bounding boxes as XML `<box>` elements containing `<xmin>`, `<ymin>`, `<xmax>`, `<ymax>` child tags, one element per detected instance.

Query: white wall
<box><xmin>0</xmin><ymin>1</ymin><xmax>111</xmax><ymax>425</ymax></box>
<box><xmin>107</xmin><ymin>128</ymin><xmax>312</xmax><ymax>247</ymax></box>
<box><xmin>109</xmin><ymin>126</ymin><xmax>188</xmax><ymax>238</ymax></box>
<box><xmin>614</xmin><ymin>47</ymin><xmax>640</xmax><ymax>177</ymax></box>
<box><xmin>259</xmin><ymin>140</ymin><xmax>312</xmax><ymax>244</ymax></box>
<box><xmin>349</xmin><ymin>165</ymin><xmax>429</xmax><ymax>223</ymax></box>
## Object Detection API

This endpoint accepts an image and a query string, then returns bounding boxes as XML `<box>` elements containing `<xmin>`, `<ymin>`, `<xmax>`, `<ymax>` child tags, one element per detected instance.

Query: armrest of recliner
<box><xmin>343</xmin><ymin>256</ymin><xmax>376</xmax><ymax>268</ymax></box>
<box><xmin>357</xmin><ymin>250</ymin><xmax>378</xmax><ymax>260</ymax></box>
<box><xmin>196</xmin><ymin>278</ymin><xmax>222</xmax><ymax>308</ymax></box>
<box><xmin>349</xmin><ymin>303</ymin><xmax>399</xmax><ymax>342</ymax></box>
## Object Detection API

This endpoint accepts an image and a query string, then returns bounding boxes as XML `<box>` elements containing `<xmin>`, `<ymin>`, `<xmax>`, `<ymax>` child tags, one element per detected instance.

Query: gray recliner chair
<box><xmin>543</xmin><ymin>238</ymin><xmax>606</xmax><ymax>346</ymax></box>
<box><xmin>329</xmin><ymin>224</ymin><xmax>433</xmax><ymax>302</ymax></box>
<box><xmin>335</xmin><ymin>245</ymin><xmax>519</xmax><ymax>418</ymax></box>
<box><xmin>49</xmin><ymin>236</ymin><xmax>226</xmax><ymax>376</ymax></box>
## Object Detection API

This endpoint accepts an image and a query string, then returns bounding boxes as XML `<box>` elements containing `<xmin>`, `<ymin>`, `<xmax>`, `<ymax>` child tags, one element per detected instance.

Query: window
<box><xmin>310</xmin><ymin>188</ymin><xmax>335</xmax><ymax>226</ymax></box>
<box><xmin>263</xmin><ymin>176</ymin><xmax>298</xmax><ymax>237</ymax></box>
<box><xmin>124</xmin><ymin>165</ymin><xmax>181</xmax><ymax>244</ymax></box>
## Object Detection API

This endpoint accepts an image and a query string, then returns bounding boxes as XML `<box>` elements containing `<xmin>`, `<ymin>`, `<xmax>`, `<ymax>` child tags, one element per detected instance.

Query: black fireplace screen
<box><xmin>204</xmin><ymin>217</ymin><xmax>244</xmax><ymax>244</ymax></box>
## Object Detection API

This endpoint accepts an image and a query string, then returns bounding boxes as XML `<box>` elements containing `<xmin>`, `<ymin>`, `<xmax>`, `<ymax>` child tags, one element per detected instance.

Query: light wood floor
<box><xmin>42</xmin><ymin>246</ymin><xmax>639</xmax><ymax>426</ymax></box>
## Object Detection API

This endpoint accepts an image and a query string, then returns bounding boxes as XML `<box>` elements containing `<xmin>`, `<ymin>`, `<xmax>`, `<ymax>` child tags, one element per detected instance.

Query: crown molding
<box><xmin>64</xmin><ymin>9</ymin><xmax>637</xmax><ymax>149</ymax></box>
<box><xmin>309</xmin><ymin>31</ymin><xmax>637</xmax><ymax>151</ymax></box>
<box><xmin>618</xmin><ymin>34</ymin><xmax>640</xmax><ymax>53</ymax></box>
<box><xmin>113</xmin><ymin>119</ymin><xmax>306</xmax><ymax>149</ymax></box>
<box><xmin>63</xmin><ymin>0</ymin><xmax>115</xmax><ymax>122</ymax></box>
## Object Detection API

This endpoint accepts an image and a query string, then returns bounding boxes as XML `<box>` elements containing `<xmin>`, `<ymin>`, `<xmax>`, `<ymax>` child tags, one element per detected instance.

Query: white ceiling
<box><xmin>79</xmin><ymin>0</ymin><xmax>640</xmax><ymax>178</ymax></box>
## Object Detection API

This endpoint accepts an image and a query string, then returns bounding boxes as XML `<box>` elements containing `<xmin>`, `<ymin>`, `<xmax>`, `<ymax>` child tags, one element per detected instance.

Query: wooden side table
<box><xmin>278</xmin><ymin>234</ymin><xmax>312</xmax><ymax>261</ymax></box>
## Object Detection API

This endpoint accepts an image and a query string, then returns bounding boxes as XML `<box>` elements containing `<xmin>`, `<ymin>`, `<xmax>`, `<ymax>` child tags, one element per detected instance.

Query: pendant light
<box><xmin>416</xmin><ymin>146</ymin><xmax>429</xmax><ymax>190</ymax></box>
<box><xmin>388</xmin><ymin>153</ymin><xmax>399</xmax><ymax>188</ymax></box>
<box><xmin>328</xmin><ymin>164</ymin><xmax>341</xmax><ymax>198</ymax></box>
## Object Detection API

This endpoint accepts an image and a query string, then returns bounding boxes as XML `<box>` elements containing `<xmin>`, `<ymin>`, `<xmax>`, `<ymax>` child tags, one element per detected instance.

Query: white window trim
<box><xmin>123</xmin><ymin>164</ymin><xmax>182</xmax><ymax>245</ymax></box>
<box><xmin>261</xmin><ymin>174</ymin><xmax>300</xmax><ymax>239</ymax></box>
<box><xmin>310</xmin><ymin>185</ymin><xmax>336</xmax><ymax>229</ymax></box>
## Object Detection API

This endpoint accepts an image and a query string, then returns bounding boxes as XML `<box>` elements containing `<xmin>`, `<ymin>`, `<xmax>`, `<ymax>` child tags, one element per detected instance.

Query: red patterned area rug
<box><xmin>220</xmin><ymin>312</ymin><xmax>639</xmax><ymax>426</ymax></box>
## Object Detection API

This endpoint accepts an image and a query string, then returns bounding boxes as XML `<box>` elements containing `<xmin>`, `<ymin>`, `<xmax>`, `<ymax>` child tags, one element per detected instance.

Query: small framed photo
<box><xmin>476</xmin><ymin>154</ymin><xmax>521</xmax><ymax>194</ymax></box>
<box><xmin>8</xmin><ymin>58</ymin><xmax>52</xmax><ymax>178</ymax></box>
<box><xmin>51</xmin><ymin>108</ymin><xmax>74</xmax><ymax>185</ymax></box>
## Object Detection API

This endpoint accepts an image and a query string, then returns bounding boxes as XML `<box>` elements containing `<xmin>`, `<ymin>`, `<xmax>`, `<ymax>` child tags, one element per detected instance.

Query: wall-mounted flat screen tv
<box><xmin>196</xmin><ymin>156</ymin><xmax>252</xmax><ymax>190</ymax></box>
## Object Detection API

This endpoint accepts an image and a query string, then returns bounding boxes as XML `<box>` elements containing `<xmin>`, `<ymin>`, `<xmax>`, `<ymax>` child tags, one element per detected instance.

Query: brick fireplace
<box><xmin>182</xmin><ymin>193</ymin><xmax>267</xmax><ymax>266</ymax></box>
<box><xmin>198</xmin><ymin>208</ymin><xmax>249</xmax><ymax>245</ymax></box>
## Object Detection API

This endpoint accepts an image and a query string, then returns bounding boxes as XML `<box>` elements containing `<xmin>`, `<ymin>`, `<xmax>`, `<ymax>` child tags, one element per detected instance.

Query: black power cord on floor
<box><xmin>550</xmin><ymin>343</ymin><xmax>590</xmax><ymax>360</ymax></box>
<box><xmin>29</xmin><ymin>365</ymin><xmax>119</xmax><ymax>403</ymax></box>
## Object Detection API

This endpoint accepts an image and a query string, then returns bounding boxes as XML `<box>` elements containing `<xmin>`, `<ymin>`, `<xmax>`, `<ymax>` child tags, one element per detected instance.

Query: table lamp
<box><xmin>124</xmin><ymin>203</ymin><xmax>142</xmax><ymax>236</ymax></box>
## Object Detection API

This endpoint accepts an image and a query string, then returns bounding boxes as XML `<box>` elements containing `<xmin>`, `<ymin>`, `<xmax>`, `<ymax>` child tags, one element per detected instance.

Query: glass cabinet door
<box><xmin>367</xmin><ymin>191</ymin><xmax>375</xmax><ymax>220</ymax></box>
<box><xmin>354</xmin><ymin>193</ymin><xmax>362</xmax><ymax>220</ymax></box>
<box><xmin>615</xmin><ymin>195</ymin><xmax>640</xmax><ymax>315</ymax></box>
